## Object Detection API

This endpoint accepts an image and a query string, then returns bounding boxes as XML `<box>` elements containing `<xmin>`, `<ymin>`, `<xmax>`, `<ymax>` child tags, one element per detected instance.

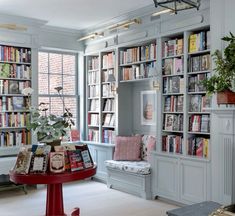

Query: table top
<box><xmin>9</xmin><ymin>165</ymin><xmax>97</xmax><ymax>185</ymax></box>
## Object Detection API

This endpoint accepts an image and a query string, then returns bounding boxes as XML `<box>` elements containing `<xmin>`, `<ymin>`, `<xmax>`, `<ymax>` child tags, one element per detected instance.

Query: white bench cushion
<box><xmin>105</xmin><ymin>160</ymin><xmax>151</xmax><ymax>175</ymax></box>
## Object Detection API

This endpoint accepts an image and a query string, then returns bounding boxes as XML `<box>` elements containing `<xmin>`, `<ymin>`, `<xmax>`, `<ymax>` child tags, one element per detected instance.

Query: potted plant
<box><xmin>202</xmin><ymin>32</ymin><xmax>235</xmax><ymax>104</ymax></box>
<box><xmin>23</xmin><ymin>86</ymin><xmax>75</xmax><ymax>145</ymax></box>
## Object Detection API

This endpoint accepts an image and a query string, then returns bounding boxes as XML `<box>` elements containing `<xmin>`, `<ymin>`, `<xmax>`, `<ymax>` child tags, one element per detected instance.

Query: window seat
<box><xmin>104</xmin><ymin>135</ymin><xmax>156</xmax><ymax>200</ymax></box>
<box><xmin>105</xmin><ymin>160</ymin><xmax>152</xmax><ymax>199</ymax></box>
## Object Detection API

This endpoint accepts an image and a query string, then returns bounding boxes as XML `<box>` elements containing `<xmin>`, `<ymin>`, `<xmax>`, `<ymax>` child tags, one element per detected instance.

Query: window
<box><xmin>38</xmin><ymin>51</ymin><xmax>79</xmax><ymax>133</ymax></box>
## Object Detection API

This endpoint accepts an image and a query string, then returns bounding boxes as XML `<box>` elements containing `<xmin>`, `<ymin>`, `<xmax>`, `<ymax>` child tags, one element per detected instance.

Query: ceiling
<box><xmin>0</xmin><ymin>0</ymin><xmax>154</xmax><ymax>31</ymax></box>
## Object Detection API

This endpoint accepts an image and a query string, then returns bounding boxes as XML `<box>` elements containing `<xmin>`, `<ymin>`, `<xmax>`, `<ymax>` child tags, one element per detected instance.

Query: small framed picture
<box><xmin>141</xmin><ymin>90</ymin><xmax>156</xmax><ymax>125</ymax></box>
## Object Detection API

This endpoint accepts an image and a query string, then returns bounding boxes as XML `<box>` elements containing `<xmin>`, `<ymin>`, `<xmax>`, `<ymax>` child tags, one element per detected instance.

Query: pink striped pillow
<box><xmin>113</xmin><ymin>135</ymin><xmax>142</xmax><ymax>161</ymax></box>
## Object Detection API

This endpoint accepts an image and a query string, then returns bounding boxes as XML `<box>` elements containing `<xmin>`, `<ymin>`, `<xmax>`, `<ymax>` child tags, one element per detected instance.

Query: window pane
<box><xmin>63</xmin><ymin>75</ymin><xmax>76</xmax><ymax>95</ymax></box>
<box><xmin>64</xmin><ymin>97</ymin><xmax>77</xmax><ymax>127</ymax></box>
<box><xmin>51</xmin><ymin>97</ymin><xmax>63</xmax><ymax>116</ymax></box>
<box><xmin>38</xmin><ymin>73</ymin><xmax>49</xmax><ymax>94</ymax></box>
<box><xmin>63</xmin><ymin>55</ymin><xmax>75</xmax><ymax>75</ymax></box>
<box><xmin>39</xmin><ymin>52</ymin><xmax>48</xmax><ymax>74</ymax></box>
<box><xmin>49</xmin><ymin>74</ymin><xmax>62</xmax><ymax>95</ymax></box>
<box><xmin>49</xmin><ymin>53</ymin><xmax>62</xmax><ymax>74</ymax></box>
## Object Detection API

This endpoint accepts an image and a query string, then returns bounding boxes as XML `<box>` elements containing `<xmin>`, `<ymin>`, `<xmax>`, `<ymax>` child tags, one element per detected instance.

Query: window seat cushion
<box><xmin>105</xmin><ymin>160</ymin><xmax>151</xmax><ymax>175</ymax></box>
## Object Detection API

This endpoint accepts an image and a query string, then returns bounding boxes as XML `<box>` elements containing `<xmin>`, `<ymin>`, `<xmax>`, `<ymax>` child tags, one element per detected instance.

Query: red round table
<box><xmin>9</xmin><ymin>165</ymin><xmax>97</xmax><ymax>216</ymax></box>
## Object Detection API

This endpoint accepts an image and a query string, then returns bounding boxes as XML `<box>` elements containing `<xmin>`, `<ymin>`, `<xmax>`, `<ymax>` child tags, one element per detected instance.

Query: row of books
<box><xmin>102</xmin><ymin>69</ymin><xmax>115</xmax><ymax>82</ymax></box>
<box><xmin>122</xmin><ymin>62</ymin><xmax>156</xmax><ymax>81</ymax></box>
<box><xmin>102</xmin><ymin>52</ymin><xmax>115</xmax><ymax>69</ymax></box>
<box><xmin>164</xmin><ymin>95</ymin><xmax>184</xmax><ymax>112</ymax></box>
<box><xmin>187</xmin><ymin>137</ymin><xmax>209</xmax><ymax>158</ymax></box>
<box><xmin>163</xmin><ymin>57</ymin><xmax>183</xmax><ymax>75</ymax></box>
<box><xmin>0</xmin><ymin>63</ymin><xmax>31</xmax><ymax>79</ymax></box>
<box><xmin>103</xmin><ymin>113</ymin><xmax>115</xmax><ymax>127</ymax></box>
<box><xmin>102</xmin><ymin>83</ymin><xmax>115</xmax><ymax>97</ymax></box>
<box><xmin>189</xmin><ymin>54</ymin><xmax>211</xmax><ymax>72</ymax></box>
<box><xmin>162</xmin><ymin>135</ymin><xmax>183</xmax><ymax>154</ymax></box>
<box><xmin>163</xmin><ymin>76</ymin><xmax>184</xmax><ymax>94</ymax></box>
<box><xmin>88</xmin><ymin>85</ymin><xmax>100</xmax><ymax>98</ymax></box>
<box><xmin>13</xmin><ymin>143</ymin><xmax>94</xmax><ymax>174</ymax></box>
<box><xmin>164</xmin><ymin>114</ymin><xmax>183</xmax><ymax>131</ymax></box>
<box><xmin>0</xmin><ymin>130</ymin><xmax>31</xmax><ymax>147</ymax></box>
<box><xmin>189</xmin><ymin>114</ymin><xmax>210</xmax><ymax>133</ymax></box>
<box><xmin>162</xmin><ymin>38</ymin><xmax>183</xmax><ymax>57</ymax></box>
<box><xmin>88</xmin><ymin>113</ymin><xmax>99</xmax><ymax>126</ymax></box>
<box><xmin>0</xmin><ymin>112</ymin><xmax>29</xmax><ymax>127</ymax></box>
<box><xmin>0</xmin><ymin>46</ymin><xmax>31</xmax><ymax>63</ymax></box>
<box><xmin>120</xmin><ymin>43</ymin><xmax>156</xmax><ymax>64</ymax></box>
<box><xmin>0</xmin><ymin>80</ymin><xmax>31</xmax><ymax>95</ymax></box>
<box><xmin>89</xmin><ymin>99</ymin><xmax>99</xmax><ymax>112</ymax></box>
<box><xmin>88</xmin><ymin>56</ymin><xmax>99</xmax><ymax>70</ymax></box>
<box><xmin>188</xmin><ymin>73</ymin><xmax>209</xmax><ymax>92</ymax></box>
<box><xmin>88</xmin><ymin>129</ymin><xmax>99</xmax><ymax>142</ymax></box>
<box><xmin>188</xmin><ymin>30</ymin><xmax>210</xmax><ymax>53</ymax></box>
<box><xmin>0</xmin><ymin>96</ymin><xmax>28</xmax><ymax>112</ymax></box>
<box><xmin>103</xmin><ymin>98</ymin><xmax>115</xmax><ymax>112</ymax></box>
<box><xmin>103</xmin><ymin>129</ymin><xmax>115</xmax><ymax>144</ymax></box>
<box><xmin>88</xmin><ymin>70</ymin><xmax>99</xmax><ymax>85</ymax></box>
<box><xmin>189</xmin><ymin>95</ymin><xmax>211</xmax><ymax>112</ymax></box>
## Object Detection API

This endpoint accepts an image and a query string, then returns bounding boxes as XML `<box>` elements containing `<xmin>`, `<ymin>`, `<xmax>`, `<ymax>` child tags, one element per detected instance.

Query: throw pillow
<box><xmin>141</xmin><ymin>135</ymin><xmax>156</xmax><ymax>161</ymax></box>
<box><xmin>113</xmin><ymin>135</ymin><xmax>142</xmax><ymax>161</ymax></box>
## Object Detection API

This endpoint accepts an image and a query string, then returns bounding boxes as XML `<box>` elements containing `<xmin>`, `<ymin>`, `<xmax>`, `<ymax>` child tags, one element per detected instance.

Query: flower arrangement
<box><xmin>23</xmin><ymin>87</ymin><xmax>75</xmax><ymax>143</ymax></box>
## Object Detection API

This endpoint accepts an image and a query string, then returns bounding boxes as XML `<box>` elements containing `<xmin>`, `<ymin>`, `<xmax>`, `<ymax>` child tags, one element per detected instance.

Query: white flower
<box><xmin>22</xmin><ymin>87</ymin><xmax>34</xmax><ymax>96</ymax></box>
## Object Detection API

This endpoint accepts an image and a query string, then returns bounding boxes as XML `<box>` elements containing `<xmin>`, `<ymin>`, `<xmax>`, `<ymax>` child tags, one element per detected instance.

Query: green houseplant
<box><xmin>23</xmin><ymin>87</ymin><xmax>74</xmax><ymax>144</ymax></box>
<box><xmin>202</xmin><ymin>32</ymin><xmax>235</xmax><ymax>104</ymax></box>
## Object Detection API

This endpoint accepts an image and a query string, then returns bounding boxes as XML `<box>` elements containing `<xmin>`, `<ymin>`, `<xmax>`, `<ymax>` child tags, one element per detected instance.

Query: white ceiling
<box><xmin>0</xmin><ymin>0</ymin><xmax>154</xmax><ymax>30</ymax></box>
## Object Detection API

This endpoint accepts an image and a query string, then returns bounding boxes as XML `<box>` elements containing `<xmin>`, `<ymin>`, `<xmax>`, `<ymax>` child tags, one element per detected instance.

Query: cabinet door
<box><xmin>154</xmin><ymin>155</ymin><xmax>179</xmax><ymax>201</ymax></box>
<box><xmin>88</xmin><ymin>144</ymin><xmax>114</xmax><ymax>182</ymax></box>
<box><xmin>179</xmin><ymin>159</ymin><xmax>209</xmax><ymax>204</ymax></box>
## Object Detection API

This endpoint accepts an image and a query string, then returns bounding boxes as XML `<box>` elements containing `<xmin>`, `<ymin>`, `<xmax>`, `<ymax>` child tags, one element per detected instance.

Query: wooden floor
<box><xmin>0</xmin><ymin>180</ymin><xmax>179</xmax><ymax>216</ymax></box>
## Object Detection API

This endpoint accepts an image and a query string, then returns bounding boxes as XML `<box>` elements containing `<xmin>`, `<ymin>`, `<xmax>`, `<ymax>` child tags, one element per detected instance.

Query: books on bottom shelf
<box><xmin>162</xmin><ymin>135</ymin><xmax>183</xmax><ymax>154</ymax></box>
<box><xmin>187</xmin><ymin>137</ymin><xmax>209</xmax><ymax>158</ymax></box>
<box><xmin>103</xmin><ymin>129</ymin><xmax>115</xmax><ymax>144</ymax></box>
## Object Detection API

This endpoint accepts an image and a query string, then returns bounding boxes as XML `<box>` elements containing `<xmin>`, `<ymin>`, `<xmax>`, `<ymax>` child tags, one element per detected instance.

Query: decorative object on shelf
<box><xmin>202</xmin><ymin>32</ymin><xmax>235</xmax><ymax>104</ymax></box>
<box><xmin>152</xmin><ymin>0</ymin><xmax>200</xmax><ymax>16</ymax></box>
<box><xmin>141</xmin><ymin>90</ymin><xmax>156</xmax><ymax>125</ymax></box>
<box><xmin>24</xmin><ymin>86</ymin><xmax>75</xmax><ymax>145</ymax></box>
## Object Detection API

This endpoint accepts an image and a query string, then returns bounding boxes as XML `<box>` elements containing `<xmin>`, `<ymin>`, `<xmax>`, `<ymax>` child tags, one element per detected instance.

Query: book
<box><xmin>165</xmin><ymin>114</ymin><xmax>174</xmax><ymax>131</ymax></box>
<box><xmin>50</xmin><ymin>152</ymin><xmax>65</xmax><ymax>173</ymax></box>
<box><xmin>75</xmin><ymin>144</ymin><xmax>93</xmax><ymax>168</ymax></box>
<box><xmin>12</xmin><ymin>96</ymin><xmax>24</xmax><ymax>110</ymax></box>
<box><xmin>174</xmin><ymin>58</ymin><xmax>183</xmax><ymax>74</ymax></box>
<box><xmin>68</xmin><ymin>150</ymin><xmax>84</xmax><ymax>171</ymax></box>
<box><xmin>8</xmin><ymin>80</ymin><xmax>19</xmax><ymax>94</ymax></box>
<box><xmin>30</xmin><ymin>154</ymin><xmax>48</xmax><ymax>173</ymax></box>
<box><xmin>163</xmin><ymin>59</ymin><xmax>173</xmax><ymax>75</ymax></box>
<box><xmin>13</xmin><ymin>147</ymin><xmax>32</xmax><ymax>174</ymax></box>
<box><xmin>0</xmin><ymin>63</ymin><xmax>10</xmax><ymax>78</ymax></box>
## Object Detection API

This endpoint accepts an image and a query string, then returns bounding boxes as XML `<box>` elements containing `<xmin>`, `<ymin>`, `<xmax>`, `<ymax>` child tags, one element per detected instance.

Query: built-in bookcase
<box><xmin>0</xmin><ymin>45</ymin><xmax>32</xmax><ymax>149</ymax></box>
<box><xmin>85</xmin><ymin>50</ymin><xmax>117</xmax><ymax>144</ymax></box>
<box><xmin>160</xmin><ymin>27</ymin><xmax>211</xmax><ymax>160</ymax></box>
<box><xmin>161</xmin><ymin>33</ymin><xmax>185</xmax><ymax>155</ymax></box>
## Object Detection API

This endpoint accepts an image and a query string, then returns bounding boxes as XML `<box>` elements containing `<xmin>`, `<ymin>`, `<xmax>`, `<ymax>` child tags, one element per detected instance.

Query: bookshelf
<box><xmin>84</xmin><ymin>50</ymin><xmax>117</xmax><ymax>182</ymax></box>
<box><xmin>0</xmin><ymin>45</ymin><xmax>32</xmax><ymax>154</ymax></box>
<box><xmin>152</xmin><ymin>26</ymin><xmax>212</xmax><ymax>204</ymax></box>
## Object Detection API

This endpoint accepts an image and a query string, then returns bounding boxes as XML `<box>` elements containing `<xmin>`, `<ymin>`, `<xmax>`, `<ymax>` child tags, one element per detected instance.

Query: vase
<box><xmin>217</xmin><ymin>89</ymin><xmax>235</xmax><ymax>105</ymax></box>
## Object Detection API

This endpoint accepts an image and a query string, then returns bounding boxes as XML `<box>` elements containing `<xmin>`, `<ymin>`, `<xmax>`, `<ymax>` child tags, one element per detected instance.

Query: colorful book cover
<box><xmin>68</xmin><ymin>150</ymin><xmax>84</xmax><ymax>172</ymax></box>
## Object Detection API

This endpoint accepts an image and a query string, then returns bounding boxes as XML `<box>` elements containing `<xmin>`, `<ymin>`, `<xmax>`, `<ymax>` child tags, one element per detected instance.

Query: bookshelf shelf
<box><xmin>162</xmin><ymin>54</ymin><xmax>184</xmax><ymax>60</ymax></box>
<box><xmin>120</xmin><ymin>77</ymin><xmax>155</xmax><ymax>83</ymax></box>
<box><xmin>188</xmin><ymin>49</ymin><xmax>211</xmax><ymax>55</ymax></box>
<box><xmin>188</xmin><ymin>70</ymin><xmax>211</xmax><ymax>75</ymax></box>
<box><xmin>0</xmin><ymin>45</ymin><xmax>32</xmax><ymax>150</ymax></box>
<box><xmin>119</xmin><ymin>59</ymin><xmax>156</xmax><ymax>67</ymax></box>
<box><xmin>162</xmin><ymin>73</ymin><xmax>184</xmax><ymax>77</ymax></box>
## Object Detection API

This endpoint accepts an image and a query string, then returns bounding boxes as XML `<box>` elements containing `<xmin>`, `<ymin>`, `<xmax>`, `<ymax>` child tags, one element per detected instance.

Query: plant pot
<box><xmin>217</xmin><ymin>89</ymin><xmax>235</xmax><ymax>105</ymax></box>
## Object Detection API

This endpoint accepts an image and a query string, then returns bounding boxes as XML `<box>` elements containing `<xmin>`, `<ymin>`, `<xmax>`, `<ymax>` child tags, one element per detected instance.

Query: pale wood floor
<box><xmin>0</xmin><ymin>180</ymin><xmax>179</xmax><ymax>216</ymax></box>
